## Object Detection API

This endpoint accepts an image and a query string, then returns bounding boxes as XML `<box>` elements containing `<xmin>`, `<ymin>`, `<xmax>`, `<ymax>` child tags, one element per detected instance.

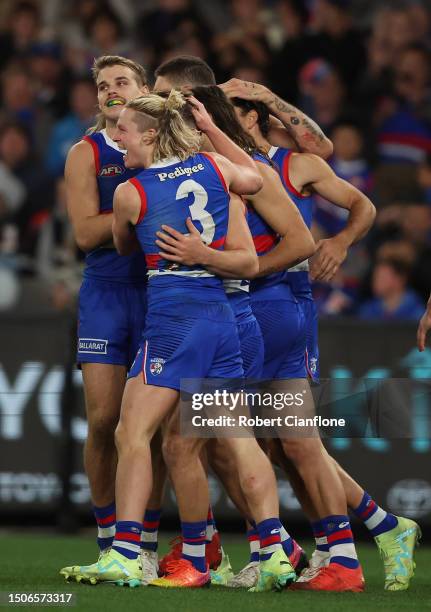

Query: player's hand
<box><xmin>417</xmin><ymin>306</ymin><xmax>431</xmax><ymax>351</ymax></box>
<box><xmin>186</xmin><ymin>96</ymin><xmax>215</xmax><ymax>133</ymax></box>
<box><xmin>309</xmin><ymin>237</ymin><xmax>348</xmax><ymax>282</ymax></box>
<box><xmin>219</xmin><ymin>78</ymin><xmax>270</xmax><ymax>103</ymax></box>
<box><xmin>156</xmin><ymin>218</ymin><xmax>209</xmax><ymax>266</ymax></box>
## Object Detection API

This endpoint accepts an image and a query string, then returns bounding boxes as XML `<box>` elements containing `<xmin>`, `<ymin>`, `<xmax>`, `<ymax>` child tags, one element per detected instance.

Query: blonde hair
<box><xmin>88</xmin><ymin>55</ymin><xmax>147</xmax><ymax>134</ymax></box>
<box><xmin>126</xmin><ymin>90</ymin><xmax>201</xmax><ymax>162</ymax></box>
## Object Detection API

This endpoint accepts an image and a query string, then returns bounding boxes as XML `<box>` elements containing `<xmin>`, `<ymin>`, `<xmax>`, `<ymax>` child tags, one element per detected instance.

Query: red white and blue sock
<box><xmin>257</xmin><ymin>518</ymin><xmax>283</xmax><ymax>561</ymax></box>
<box><xmin>278</xmin><ymin>523</ymin><xmax>294</xmax><ymax>557</ymax></box>
<box><xmin>311</xmin><ymin>519</ymin><xmax>329</xmax><ymax>553</ymax></box>
<box><xmin>352</xmin><ymin>491</ymin><xmax>398</xmax><ymax>537</ymax></box>
<box><xmin>141</xmin><ymin>508</ymin><xmax>161</xmax><ymax>552</ymax></box>
<box><xmin>181</xmin><ymin>521</ymin><xmax>207</xmax><ymax>573</ymax></box>
<box><xmin>93</xmin><ymin>501</ymin><xmax>116</xmax><ymax>551</ymax></box>
<box><xmin>112</xmin><ymin>521</ymin><xmax>142</xmax><ymax>560</ymax></box>
<box><xmin>247</xmin><ymin>527</ymin><xmax>260</xmax><ymax>563</ymax></box>
<box><xmin>205</xmin><ymin>506</ymin><xmax>217</xmax><ymax>544</ymax></box>
<box><xmin>322</xmin><ymin>515</ymin><xmax>359</xmax><ymax>569</ymax></box>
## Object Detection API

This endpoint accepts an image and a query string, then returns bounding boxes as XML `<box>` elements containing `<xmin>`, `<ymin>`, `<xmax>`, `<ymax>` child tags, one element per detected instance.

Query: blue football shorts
<box><xmin>251</xmin><ymin>298</ymin><xmax>306</xmax><ymax>380</ymax></box>
<box><xmin>128</xmin><ymin>300</ymin><xmax>244</xmax><ymax>391</ymax></box>
<box><xmin>77</xmin><ymin>278</ymin><xmax>147</xmax><ymax>368</ymax></box>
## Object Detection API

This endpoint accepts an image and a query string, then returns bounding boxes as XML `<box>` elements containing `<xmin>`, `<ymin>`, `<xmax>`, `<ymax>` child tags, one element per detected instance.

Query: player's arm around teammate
<box><xmin>286</xmin><ymin>153</ymin><xmax>376</xmax><ymax>282</ymax></box>
<box><xmin>247</xmin><ymin>161</ymin><xmax>315</xmax><ymax>276</ymax></box>
<box><xmin>220</xmin><ymin>78</ymin><xmax>333</xmax><ymax>159</ymax></box>
<box><xmin>156</xmin><ymin>193</ymin><xmax>258</xmax><ymax>279</ymax></box>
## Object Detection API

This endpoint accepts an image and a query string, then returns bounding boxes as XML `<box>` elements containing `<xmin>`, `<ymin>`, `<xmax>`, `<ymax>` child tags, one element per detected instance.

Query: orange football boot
<box><xmin>291</xmin><ymin>563</ymin><xmax>365</xmax><ymax>592</ymax></box>
<box><xmin>205</xmin><ymin>531</ymin><xmax>222</xmax><ymax>570</ymax></box>
<box><xmin>150</xmin><ymin>558</ymin><xmax>210</xmax><ymax>588</ymax></box>
<box><xmin>159</xmin><ymin>532</ymin><xmax>222</xmax><ymax>575</ymax></box>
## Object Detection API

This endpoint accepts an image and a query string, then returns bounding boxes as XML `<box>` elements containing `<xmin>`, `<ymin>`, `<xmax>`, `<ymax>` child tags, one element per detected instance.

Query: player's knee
<box><xmin>162</xmin><ymin>433</ymin><xmax>195</xmax><ymax>468</ymax></box>
<box><xmin>280</xmin><ymin>438</ymin><xmax>320</xmax><ymax>467</ymax></box>
<box><xmin>87</xmin><ymin>411</ymin><xmax>118</xmax><ymax>446</ymax></box>
<box><xmin>208</xmin><ymin>441</ymin><xmax>234</xmax><ymax>476</ymax></box>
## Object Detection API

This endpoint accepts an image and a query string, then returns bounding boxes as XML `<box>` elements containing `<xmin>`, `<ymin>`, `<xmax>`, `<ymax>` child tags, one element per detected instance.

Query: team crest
<box><xmin>309</xmin><ymin>357</ymin><xmax>318</xmax><ymax>375</ymax></box>
<box><xmin>150</xmin><ymin>357</ymin><xmax>165</xmax><ymax>375</ymax></box>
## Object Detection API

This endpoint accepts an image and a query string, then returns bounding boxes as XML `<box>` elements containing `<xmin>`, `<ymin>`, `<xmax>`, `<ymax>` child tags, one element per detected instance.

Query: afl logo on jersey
<box><xmin>100</xmin><ymin>164</ymin><xmax>124</xmax><ymax>177</ymax></box>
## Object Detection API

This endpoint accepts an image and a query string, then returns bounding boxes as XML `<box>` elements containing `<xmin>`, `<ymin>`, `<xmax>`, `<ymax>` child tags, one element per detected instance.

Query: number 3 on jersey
<box><xmin>176</xmin><ymin>179</ymin><xmax>215</xmax><ymax>244</ymax></box>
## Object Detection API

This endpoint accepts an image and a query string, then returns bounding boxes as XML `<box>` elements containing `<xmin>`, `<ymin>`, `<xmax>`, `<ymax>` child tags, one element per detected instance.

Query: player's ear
<box><xmin>247</xmin><ymin>110</ymin><xmax>259</xmax><ymax>130</ymax></box>
<box><xmin>141</xmin><ymin>128</ymin><xmax>157</xmax><ymax>144</ymax></box>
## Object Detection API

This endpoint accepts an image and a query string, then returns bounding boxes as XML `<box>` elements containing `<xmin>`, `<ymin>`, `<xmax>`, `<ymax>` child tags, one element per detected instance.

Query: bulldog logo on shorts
<box><xmin>150</xmin><ymin>358</ymin><xmax>165</xmax><ymax>375</ymax></box>
<box><xmin>309</xmin><ymin>357</ymin><xmax>317</xmax><ymax>375</ymax></box>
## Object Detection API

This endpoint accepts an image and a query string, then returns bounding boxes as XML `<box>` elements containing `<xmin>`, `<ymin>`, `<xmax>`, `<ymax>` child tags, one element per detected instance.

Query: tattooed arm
<box><xmin>220</xmin><ymin>78</ymin><xmax>333</xmax><ymax>159</ymax></box>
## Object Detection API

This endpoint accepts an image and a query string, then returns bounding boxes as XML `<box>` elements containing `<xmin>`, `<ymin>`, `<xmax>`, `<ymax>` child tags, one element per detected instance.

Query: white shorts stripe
<box><xmin>142</xmin><ymin>340</ymin><xmax>148</xmax><ymax>385</ymax></box>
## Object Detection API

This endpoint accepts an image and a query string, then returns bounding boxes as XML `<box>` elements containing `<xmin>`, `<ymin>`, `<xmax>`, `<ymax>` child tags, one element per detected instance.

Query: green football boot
<box><xmin>249</xmin><ymin>548</ymin><xmax>296</xmax><ymax>592</ymax></box>
<box><xmin>375</xmin><ymin>516</ymin><xmax>421</xmax><ymax>591</ymax></box>
<box><xmin>210</xmin><ymin>551</ymin><xmax>234</xmax><ymax>585</ymax></box>
<box><xmin>60</xmin><ymin>548</ymin><xmax>142</xmax><ymax>587</ymax></box>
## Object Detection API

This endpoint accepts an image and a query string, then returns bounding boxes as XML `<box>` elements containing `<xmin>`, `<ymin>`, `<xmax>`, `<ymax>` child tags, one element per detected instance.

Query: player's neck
<box><xmin>253</xmin><ymin>132</ymin><xmax>271</xmax><ymax>152</ymax></box>
<box><xmin>105</xmin><ymin>120</ymin><xmax>118</xmax><ymax>140</ymax></box>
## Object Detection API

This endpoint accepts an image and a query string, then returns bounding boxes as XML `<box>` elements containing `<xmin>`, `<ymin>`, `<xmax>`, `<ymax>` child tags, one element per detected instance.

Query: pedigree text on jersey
<box><xmin>157</xmin><ymin>163</ymin><xmax>205</xmax><ymax>182</ymax></box>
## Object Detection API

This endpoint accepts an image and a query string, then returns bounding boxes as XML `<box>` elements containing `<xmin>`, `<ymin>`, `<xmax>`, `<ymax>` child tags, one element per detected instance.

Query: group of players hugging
<box><xmin>59</xmin><ymin>54</ymin><xmax>420</xmax><ymax>593</ymax></box>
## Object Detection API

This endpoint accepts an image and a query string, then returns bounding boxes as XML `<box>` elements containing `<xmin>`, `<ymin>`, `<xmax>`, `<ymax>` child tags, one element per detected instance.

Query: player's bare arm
<box><xmin>112</xmin><ymin>181</ymin><xmax>141</xmax><ymax>256</ymax></box>
<box><xmin>188</xmin><ymin>96</ymin><xmax>263</xmax><ymax>195</ymax></box>
<box><xmin>220</xmin><ymin>78</ymin><xmax>333</xmax><ymax>159</ymax></box>
<box><xmin>156</xmin><ymin>193</ymin><xmax>258</xmax><ymax>279</ymax></box>
<box><xmin>290</xmin><ymin>153</ymin><xmax>376</xmax><ymax>282</ymax></box>
<box><xmin>417</xmin><ymin>293</ymin><xmax>431</xmax><ymax>351</ymax></box>
<box><xmin>249</xmin><ymin>162</ymin><xmax>315</xmax><ymax>277</ymax></box>
<box><xmin>65</xmin><ymin>141</ymin><xmax>114</xmax><ymax>252</ymax></box>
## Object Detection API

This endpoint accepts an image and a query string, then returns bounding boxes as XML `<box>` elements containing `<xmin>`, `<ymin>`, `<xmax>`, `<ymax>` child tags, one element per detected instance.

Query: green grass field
<box><xmin>2</xmin><ymin>533</ymin><xmax>431</xmax><ymax>611</ymax></box>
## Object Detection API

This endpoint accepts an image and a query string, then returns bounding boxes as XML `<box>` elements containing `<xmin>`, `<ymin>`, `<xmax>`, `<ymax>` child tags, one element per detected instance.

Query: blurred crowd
<box><xmin>0</xmin><ymin>0</ymin><xmax>430</xmax><ymax>320</ymax></box>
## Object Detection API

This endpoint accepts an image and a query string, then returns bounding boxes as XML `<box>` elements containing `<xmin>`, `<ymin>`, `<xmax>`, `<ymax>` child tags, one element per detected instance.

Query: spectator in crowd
<box><xmin>298</xmin><ymin>58</ymin><xmax>345</xmax><ymax>132</ymax></box>
<box><xmin>36</xmin><ymin>177</ymin><xmax>81</xmax><ymax>306</ymax></box>
<box><xmin>28</xmin><ymin>42</ymin><xmax>70</xmax><ymax>118</ymax></box>
<box><xmin>136</xmin><ymin>0</ymin><xmax>212</xmax><ymax>70</ymax></box>
<box><xmin>0</xmin><ymin>123</ymin><xmax>54</xmax><ymax>257</ymax></box>
<box><xmin>269</xmin><ymin>0</ymin><xmax>310</xmax><ymax>103</ymax></box>
<box><xmin>400</xmin><ymin>204</ymin><xmax>431</xmax><ymax>303</ymax></box>
<box><xmin>377</xmin><ymin>44</ymin><xmax>431</xmax><ymax>164</ymax></box>
<box><xmin>0</xmin><ymin>1</ymin><xmax>41</xmax><ymax>71</ymax></box>
<box><xmin>418</xmin><ymin>153</ymin><xmax>431</xmax><ymax>205</ymax></box>
<box><xmin>314</xmin><ymin>120</ymin><xmax>373</xmax><ymax>237</ymax></box>
<box><xmin>210</xmin><ymin>0</ymin><xmax>272</xmax><ymax>81</ymax></box>
<box><xmin>45</xmin><ymin>77</ymin><xmax>97</xmax><ymax>177</ymax></box>
<box><xmin>306</xmin><ymin>0</ymin><xmax>366</xmax><ymax>95</ymax></box>
<box><xmin>358</xmin><ymin>256</ymin><xmax>424</xmax><ymax>320</ymax></box>
<box><xmin>0</xmin><ymin>63</ymin><xmax>53</xmax><ymax>157</ymax></box>
<box><xmin>86</xmin><ymin>7</ymin><xmax>133</xmax><ymax>59</ymax></box>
